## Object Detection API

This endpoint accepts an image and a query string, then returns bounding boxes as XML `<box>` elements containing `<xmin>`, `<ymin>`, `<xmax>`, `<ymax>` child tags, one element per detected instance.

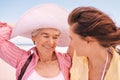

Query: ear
<box><xmin>32</xmin><ymin>36</ymin><xmax>36</xmax><ymax>45</ymax></box>
<box><xmin>32</xmin><ymin>36</ymin><xmax>36</xmax><ymax>42</ymax></box>
<box><xmin>85</xmin><ymin>36</ymin><xmax>97</xmax><ymax>43</ymax></box>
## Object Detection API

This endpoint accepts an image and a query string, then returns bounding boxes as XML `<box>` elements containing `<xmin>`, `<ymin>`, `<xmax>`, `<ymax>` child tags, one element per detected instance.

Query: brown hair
<box><xmin>68</xmin><ymin>6</ymin><xmax>120</xmax><ymax>48</ymax></box>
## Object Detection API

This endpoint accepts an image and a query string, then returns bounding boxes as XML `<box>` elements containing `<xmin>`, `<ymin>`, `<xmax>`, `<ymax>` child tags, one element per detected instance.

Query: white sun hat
<box><xmin>11</xmin><ymin>3</ymin><xmax>70</xmax><ymax>47</ymax></box>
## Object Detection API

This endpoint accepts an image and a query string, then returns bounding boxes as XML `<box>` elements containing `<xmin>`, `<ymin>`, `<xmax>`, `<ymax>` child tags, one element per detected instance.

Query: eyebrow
<box><xmin>41</xmin><ymin>32</ymin><xmax>60</xmax><ymax>36</ymax></box>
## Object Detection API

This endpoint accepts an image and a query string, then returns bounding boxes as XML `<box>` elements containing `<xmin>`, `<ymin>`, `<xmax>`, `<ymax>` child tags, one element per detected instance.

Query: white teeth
<box><xmin>44</xmin><ymin>45</ymin><xmax>52</xmax><ymax>49</ymax></box>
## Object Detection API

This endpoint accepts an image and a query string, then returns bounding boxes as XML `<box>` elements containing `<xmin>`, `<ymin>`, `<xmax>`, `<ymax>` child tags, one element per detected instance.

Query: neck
<box><xmin>38</xmin><ymin>51</ymin><xmax>57</xmax><ymax>62</ymax></box>
<box><xmin>88</xmin><ymin>48</ymin><xmax>108</xmax><ymax>68</ymax></box>
<box><xmin>87</xmin><ymin>48</ymin><xmax>109</xmax><ymax>80</ymax></box>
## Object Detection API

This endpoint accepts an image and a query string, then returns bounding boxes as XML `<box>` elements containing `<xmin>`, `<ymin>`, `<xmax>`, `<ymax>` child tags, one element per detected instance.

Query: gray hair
<box><xmin>31</xmin><ymin>29</ymin><xmax>41</xmax><ymax>37</ymax></box>
<box><xmin>31</xmin><ymin>28</ymin><xmax>61</xmax><ymax>37</ymax></box>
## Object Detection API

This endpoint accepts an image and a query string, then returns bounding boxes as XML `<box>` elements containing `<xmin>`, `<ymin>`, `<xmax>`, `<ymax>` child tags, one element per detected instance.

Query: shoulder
<box><xmin>56</xmin><ymin>51</ymin><xmax>71</xmax><ymax>68</ymax></box>
<box><xmin>56</xmin><ymin>51</ymin><xmax>71</xmax><ymax>62</ymax></box>
<box><xmin>56</xmin><ymin>52</ymin><xmax>70</xmax><ymax>58</ymax></box>
<box><xmin>109</xmin><ymin>47</ymin><xmax>120</xmax><ymax>62</ymax></box>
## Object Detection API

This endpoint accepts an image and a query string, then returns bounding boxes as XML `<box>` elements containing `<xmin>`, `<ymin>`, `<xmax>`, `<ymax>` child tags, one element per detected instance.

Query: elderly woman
<box><xmin>0</xmin><ymin>3</ymin><xmax>71</xmax><ymax>80</ymax></box>
<box><xmin>68</xmin><ymin>6</ymin><xmax>120</xmax><ymax>80</ymax></box>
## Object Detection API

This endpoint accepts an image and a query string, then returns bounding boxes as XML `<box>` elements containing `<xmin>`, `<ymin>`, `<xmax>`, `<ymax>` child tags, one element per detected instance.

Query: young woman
<box><xmin>68</xmin><ymin>6</ymin><xmax>120</xmax><ymax>80</ymax></box>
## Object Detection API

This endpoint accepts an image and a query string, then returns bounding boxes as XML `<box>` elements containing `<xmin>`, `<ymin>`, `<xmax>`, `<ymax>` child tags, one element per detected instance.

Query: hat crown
<box><xmin>11</xmin><ymin>3</ymin><xmax>70</xmax><ymax>47</ymax></box>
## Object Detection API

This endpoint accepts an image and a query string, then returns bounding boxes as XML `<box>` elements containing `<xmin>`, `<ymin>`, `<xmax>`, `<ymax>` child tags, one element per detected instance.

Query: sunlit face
<box><xmin>69</xmin><ymin>27</ymin><xmax>89</xmax><ymax>56</ymax></box>
<box><xmin>32</xmin><ymin>28</ymin><xmax>60</xmax><ymax>54</ymax></box>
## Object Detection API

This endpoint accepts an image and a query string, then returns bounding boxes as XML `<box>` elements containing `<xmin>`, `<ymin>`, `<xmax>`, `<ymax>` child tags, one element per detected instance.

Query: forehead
<box><xmin>38</xmin><ymin>28</ymin><xmax>60</xmax><ymax>35</ymax></box>
<box><xmin>69</xmin><ymin>26</ymin><xmax>81</xmax><ymax>38</ymax></box>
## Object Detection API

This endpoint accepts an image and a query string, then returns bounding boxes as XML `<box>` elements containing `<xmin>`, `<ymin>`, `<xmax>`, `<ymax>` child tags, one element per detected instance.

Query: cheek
<box><xmin>35</xmin><ymin>41</ymin><xmax>42</xmax><ymax>49</ymax></box>
<box><xmin>70</xmin><ymin>40</ymin><xmax>79</xmax><ymax>49</ymax></box>
<box><xmin>35</xmin><ymin>38</ymin><xmax>45</xmax><ymax>47</ymax></box>
<box><xmin>53</xmin><ymin>40</ymin><xmax>59</xmax><ymax>48</ymax></box>
<box><xmin>71</xmin><ymin>39</ymin><xmax>86</xmax><ymax>50</ymax></box>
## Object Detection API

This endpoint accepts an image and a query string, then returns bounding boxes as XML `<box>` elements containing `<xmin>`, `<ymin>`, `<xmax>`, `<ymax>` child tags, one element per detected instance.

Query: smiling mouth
<box><xmin>43</xmin><ymin>45</ymin><xmax>53</xmax><ymax>50</ymax></box>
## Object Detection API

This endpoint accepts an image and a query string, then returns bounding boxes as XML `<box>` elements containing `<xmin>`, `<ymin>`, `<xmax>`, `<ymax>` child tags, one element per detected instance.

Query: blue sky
<box><xmin>1</xmin><ymin>0</ymin><xmax>120</xmax><ymax>26</ymax></box>
<box><xmin>1</xmin><ymin>0</ymin><xmax>120</xmax><ymax>44</ymax></box>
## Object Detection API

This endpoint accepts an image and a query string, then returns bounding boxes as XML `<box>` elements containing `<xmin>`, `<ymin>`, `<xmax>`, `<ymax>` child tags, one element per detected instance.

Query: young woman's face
<box><xmin>32</xmin><ymin>28</ymin><xmax>60</xmax><ymax>54</ymax></box>
<box><xmin>69</xmin><ymin>27</ymin><xmax>89</xmax><ymax>56</ymax></box>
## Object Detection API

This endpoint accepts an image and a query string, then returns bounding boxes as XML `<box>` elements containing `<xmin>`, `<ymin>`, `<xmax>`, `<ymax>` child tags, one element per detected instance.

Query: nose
<box><xmin>48</xmin><ymin>37</ymin><xmax>54</xmax><ymax>45</ymax></box>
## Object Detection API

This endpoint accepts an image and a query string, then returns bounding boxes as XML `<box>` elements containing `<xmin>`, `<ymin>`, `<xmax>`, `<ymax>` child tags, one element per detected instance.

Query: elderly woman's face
<box><xmin>32</xmin><ymin>28</ymin><xmax>60</xmax><ymax>54</ymax></box>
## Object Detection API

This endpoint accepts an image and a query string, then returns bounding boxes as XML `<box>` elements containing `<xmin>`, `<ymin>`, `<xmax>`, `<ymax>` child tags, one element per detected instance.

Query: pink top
<box><xmin>0</xmin><ymin>23</ymin><xmax>71</xmax><ymax>80</ymax></box>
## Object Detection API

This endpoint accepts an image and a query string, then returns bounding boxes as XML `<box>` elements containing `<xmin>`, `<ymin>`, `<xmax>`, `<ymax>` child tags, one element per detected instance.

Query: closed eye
<box><xmin>53</xmin><ymin>36</ymin><xmax>59</xmax><ymax>39</ymax></box>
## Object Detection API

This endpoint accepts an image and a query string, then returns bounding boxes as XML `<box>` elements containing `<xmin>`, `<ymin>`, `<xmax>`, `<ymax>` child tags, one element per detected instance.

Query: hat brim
<box><xmin>11</xmin><ymin>3</ymin><xmax>70</xmax><ymax>47</ymax></box>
